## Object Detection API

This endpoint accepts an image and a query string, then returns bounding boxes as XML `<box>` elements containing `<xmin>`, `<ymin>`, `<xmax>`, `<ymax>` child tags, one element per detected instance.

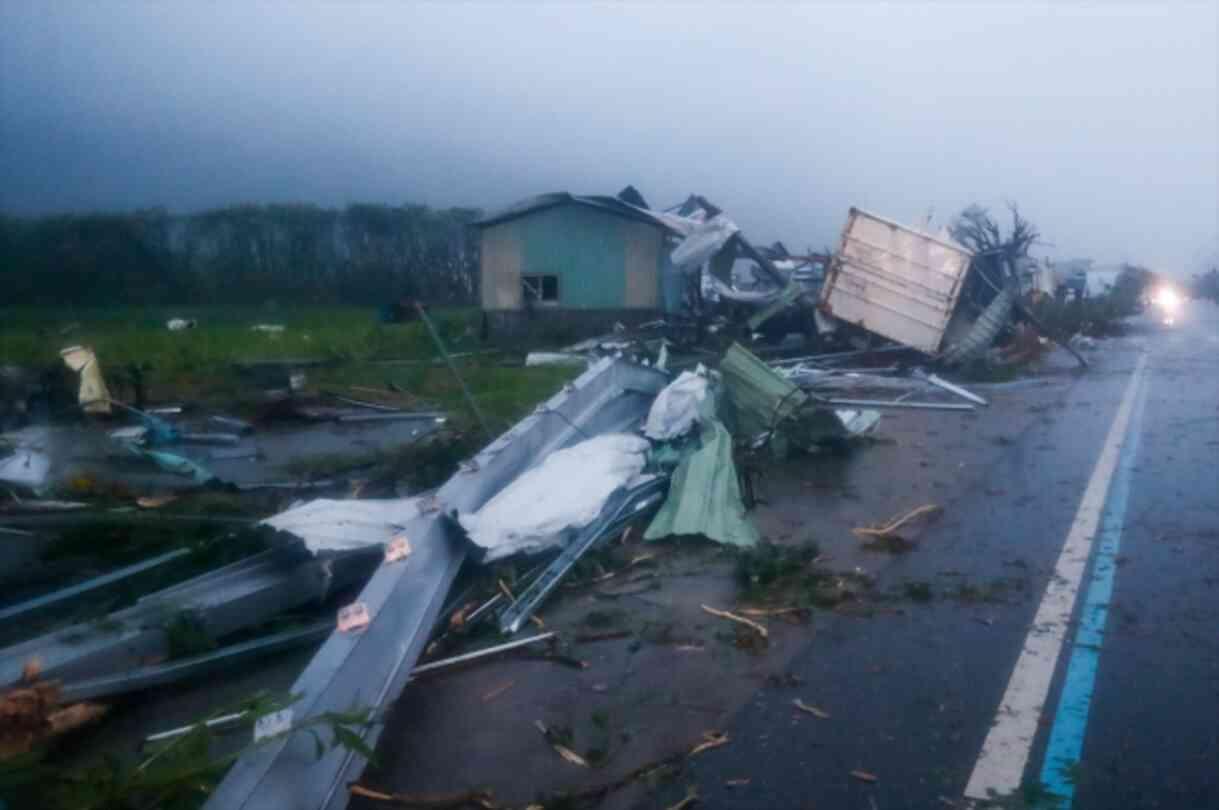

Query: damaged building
<box><xmin>475</xmin><ymin>192</ymin><xmax>684</xmax><ymax>336</ymax></box>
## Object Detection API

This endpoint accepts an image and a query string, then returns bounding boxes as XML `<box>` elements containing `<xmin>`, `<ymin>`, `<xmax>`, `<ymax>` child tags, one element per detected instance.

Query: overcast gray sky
<box><xmin>2</xmin><ymin>2</ymin><xmax>1216</xmax><ymax>273</ymax></box>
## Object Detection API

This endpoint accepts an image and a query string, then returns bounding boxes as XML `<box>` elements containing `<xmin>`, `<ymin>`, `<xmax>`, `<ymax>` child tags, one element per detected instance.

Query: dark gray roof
<box><xmin>616</xmin><ymin>185</ymin><xmax>649</xmax><ymax>209</ymax></box>
<box><xmin>474</xmin><ymin>191</ymin><xmax>680</xmax><ymax>233</ymax></box>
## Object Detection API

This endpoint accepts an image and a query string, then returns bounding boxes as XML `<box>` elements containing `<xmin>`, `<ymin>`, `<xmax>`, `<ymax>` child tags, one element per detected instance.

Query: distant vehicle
<box><xmin>1150</xmin><ymin>284</ymin><xmax>1182</xmax><ymax>325</ymax></box>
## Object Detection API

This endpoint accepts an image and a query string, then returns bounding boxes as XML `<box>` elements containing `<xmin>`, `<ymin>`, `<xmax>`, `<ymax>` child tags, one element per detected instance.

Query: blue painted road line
<box><xmin>1039</xmin><ymin>370</ymin><xmax>1148</xmax><ymax>805</ymax></box>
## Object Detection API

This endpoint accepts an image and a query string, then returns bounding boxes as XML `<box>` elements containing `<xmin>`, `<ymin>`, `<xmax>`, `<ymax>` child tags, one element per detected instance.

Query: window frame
<box><xmin>521</xmin><ymin>273</ymin><xmax>560</xmax><ymax>306</ymax></box>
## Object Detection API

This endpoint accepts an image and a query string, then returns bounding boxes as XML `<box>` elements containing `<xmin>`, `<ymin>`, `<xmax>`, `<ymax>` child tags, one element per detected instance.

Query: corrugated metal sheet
<box><xmin>820</xmin><ymin>208</ymin><xmax>973</xmax><ymax>354</ymax></box>
<box><xmin>204</xmin><ymin>358</ymin><xmax>670</xmax><ymax>810</ymax></box>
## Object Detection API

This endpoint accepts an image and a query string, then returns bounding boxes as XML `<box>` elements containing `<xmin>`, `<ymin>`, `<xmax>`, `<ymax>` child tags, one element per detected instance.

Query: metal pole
<box><xmin>821</xmin><ymin>397</ymin><xmax>975</xmax><ymax>412</ymax></box>
<box><xmin>145</xmin><ymin>712</ymin><xmax>249</xmax><ymax>745</ymax></box>
<box><xmin>414</xmin><ymin>303</ymin><xmax>493</xmax><ymax>440</ymax></box>
<box><xmin>915</xmin><ymin>370</ymin><xmax>989</xmax><ymax>407</ymax></box>
<box><xmin>408</xmin><ymin>632</ymin><xmax>556</xmax><ymax>676</ymax></box>
<box><xmin>769</xmin><ymin>344</ymin><xmax>913</xmax><ymax>367</ymax></box>
<box><xmin>0</xmin><ymin>547</ymin><xmax>192</xmax><ymax>625</ymax></box>
<box><xmin>142</xmin><ymin>633</ymin><xmax>557</xmax><ymax>745</ymax></box>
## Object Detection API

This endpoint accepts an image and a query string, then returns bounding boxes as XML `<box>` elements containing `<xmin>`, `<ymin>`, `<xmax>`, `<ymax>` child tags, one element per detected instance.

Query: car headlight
<box><xmin>1154</xmin><ymin>287</ymin><xmax>1180</xmax><ymax>311</ymax></box>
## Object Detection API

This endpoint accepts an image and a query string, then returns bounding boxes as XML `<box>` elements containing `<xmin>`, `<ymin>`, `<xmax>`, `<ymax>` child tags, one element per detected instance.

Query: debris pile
<box><xmin>560</xmin><ymin>191</ymin><xmax>1100</xmax><ymax>374</ymax></box>
<box><xmin>0</xmin><ymin>319</ymin><xmax>992</xmax><ymax>808</ymax></box>
<box><xmin>0</xmin><ymin>187</ymin><xmax>1109</xmax><ymax>810</ymax></box>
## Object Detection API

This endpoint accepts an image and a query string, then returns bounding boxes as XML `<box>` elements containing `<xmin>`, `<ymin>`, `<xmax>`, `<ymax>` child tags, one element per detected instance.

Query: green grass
<box><xmin>0</xmin><ymin>305</ymin><xmax>475</xmax><ymax>375</ymax></box>
<box><xmin>309</xmin><ymin>358</ymin><xmax>580</xmax><ymax>435</ymax></box>
<box><xmin>0</xmin><ymin>306</ymin><xmax>582</xmax><ymax>431</ymax></box>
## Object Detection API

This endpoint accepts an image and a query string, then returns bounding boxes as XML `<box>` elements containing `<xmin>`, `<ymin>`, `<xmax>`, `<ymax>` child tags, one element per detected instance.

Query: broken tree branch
<box><xmin>700</xmin><ymin>605</ymin><xmax>768</xmax><ymax>638</ymax></box>
<box><xmin>852</xmin><ymin>504</ymin><xmax>942</xmax><ymax>540</ymax></box>
<box><xmin>348</xmin><ymin>784</ymin><xmax>496</xmax><ymax>809</ymax></box>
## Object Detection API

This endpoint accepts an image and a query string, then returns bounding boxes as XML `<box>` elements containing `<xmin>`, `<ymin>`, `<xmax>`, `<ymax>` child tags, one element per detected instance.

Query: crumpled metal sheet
<box><xmin>263</xmin><ymin>498</ymin><xmax>421</xmax><ymax>555</ymax></box>
<box><xmin>644</xmin><ymin>415</ymin><xmax>758</xmax><ymax>548</ymax></box>
<box><xmin>705</xmin><ymin>274</ymin><xmax>782</xmax><ymax>305</ymax></box>
<box><xmin>940</xmin><ymin>280</ymin><xmax>1018</xmax><ymax>366</ymax></box>
<box><xmin>204</xmin><ymin>358</ymin><xmax>669</xmax><ymax>810</ymax></box>
<box><xmin>720</xmin><ymin>342</ymin><xmax>810</xmax><ymax>438</ymax></box>
<box><xmin>671</xmin><ymin>213</ymin><xmax>740</xmax><ymax>272</ymax></box>
<box><xmin>0</xmin><ymin>544</ymin><xmax>378</xmax><ymax>691</ymax></box>
<box><xmin>720</xmin><ymin>343</ymin><xmax>883</xmax><ymax>453</ymax></box>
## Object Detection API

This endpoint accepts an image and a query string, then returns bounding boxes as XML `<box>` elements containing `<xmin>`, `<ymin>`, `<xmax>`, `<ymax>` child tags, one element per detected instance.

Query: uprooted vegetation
<box><xmin>734</xmin><ymin>541</ymin><xmax>875</xmax><ymax>610</ymax></box>
<box><xmin>896</xmin><ymin>575</ymin><xmax>1031</xmax><ymax>606</ymax></box>
<box><xmin>1028</xmin><ymin>267</ymin><xmax>1150</xmax><ymax>338</ymax></box>
<box><xmin>0</xmin><ymin>689</ymin><xmax>376</xmax><ymax>810</ymax></box>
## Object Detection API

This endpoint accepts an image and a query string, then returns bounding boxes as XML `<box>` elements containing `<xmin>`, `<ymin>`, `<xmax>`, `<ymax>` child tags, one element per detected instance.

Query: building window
<box><xmin>522</xmin><ymin>274</ymin><xmax>559</xmax><ymax>305</ymax></box>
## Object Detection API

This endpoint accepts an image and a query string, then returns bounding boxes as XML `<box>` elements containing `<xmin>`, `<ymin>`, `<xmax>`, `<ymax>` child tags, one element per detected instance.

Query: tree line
<box><xmin>0</xmin><ymin>203</ymin><xmax>482</xmax><ymax>307</ymax></box>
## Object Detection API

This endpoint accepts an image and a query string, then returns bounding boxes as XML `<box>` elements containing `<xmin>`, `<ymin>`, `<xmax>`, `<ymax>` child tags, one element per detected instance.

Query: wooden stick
<box><xmin>700</xmin><ymin>605</ymin><xmax>768</xmax><ymax>638</ymax></box>
<box><xmin>852</xmin><ymin>504</ymin><xmax>941</xmax><ymax>539</ymax></box>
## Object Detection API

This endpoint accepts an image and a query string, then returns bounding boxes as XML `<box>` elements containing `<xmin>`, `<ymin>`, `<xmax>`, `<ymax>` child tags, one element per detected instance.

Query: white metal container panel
<box><xmin>820</xmin><ymin>208</ymin><xmax>973</xmax><ymax>353</ymax></box>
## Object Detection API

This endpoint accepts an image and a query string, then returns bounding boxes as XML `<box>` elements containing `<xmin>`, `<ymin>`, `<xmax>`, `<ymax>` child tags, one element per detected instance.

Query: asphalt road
<box><xmin>656</xmin><ymin>302</ymin><xmax>1219</xmax><ymax>809</ymax></box>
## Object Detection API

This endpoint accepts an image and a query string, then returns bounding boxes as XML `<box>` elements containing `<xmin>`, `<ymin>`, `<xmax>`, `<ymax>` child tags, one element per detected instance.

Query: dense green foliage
<box><xmin>0</xmin><ymin>203</ymin><xmax>482</xmax><ymax>306</ymax></box>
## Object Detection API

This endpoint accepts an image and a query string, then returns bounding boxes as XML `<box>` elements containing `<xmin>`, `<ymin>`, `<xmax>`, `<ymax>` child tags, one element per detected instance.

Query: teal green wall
<box><xmin>513</xmin><ymin>205</ymin><xmax>636</xmax><ymax>309</ymax></box>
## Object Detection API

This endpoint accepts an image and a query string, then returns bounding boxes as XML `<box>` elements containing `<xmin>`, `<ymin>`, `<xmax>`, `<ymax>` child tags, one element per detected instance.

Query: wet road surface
<box><xmin>654</xmin><ymin>303</ymin><xmax>1219</xmax><ymax>809</ymax></box>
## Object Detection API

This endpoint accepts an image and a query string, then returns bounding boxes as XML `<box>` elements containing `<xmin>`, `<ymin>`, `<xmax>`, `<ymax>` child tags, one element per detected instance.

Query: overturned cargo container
<box><xmin>820</xmin><ymin>208</ymin><xmax>974</xmax><ymax>354</ymax></box>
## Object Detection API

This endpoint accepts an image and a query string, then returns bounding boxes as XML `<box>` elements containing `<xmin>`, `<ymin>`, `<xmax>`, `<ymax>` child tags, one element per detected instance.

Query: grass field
<box><xmin>0</xmin><ymin>306</ymin><xmax>581</xmax><ymax>432</ymax></box>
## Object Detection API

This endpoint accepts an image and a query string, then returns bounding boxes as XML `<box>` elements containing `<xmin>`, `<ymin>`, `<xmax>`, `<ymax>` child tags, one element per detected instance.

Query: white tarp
<box><xmin>644</xmin><ymin>371</ymin><xmax>709</xmax><ymax>441</ymax></box>
<box><xmin>670</xmin><ymin>214</ymin><xmax>739</xmax><ymax>272</ymax></box>
<box><xmin>263</xmin><ymin>497</ymin><xmax>421</xmax><ymax>555</ymax></box>
<box><xmin>459</xmin><ymin>433</ymin><xmax>650</xmax><ymax>561</ymax></box>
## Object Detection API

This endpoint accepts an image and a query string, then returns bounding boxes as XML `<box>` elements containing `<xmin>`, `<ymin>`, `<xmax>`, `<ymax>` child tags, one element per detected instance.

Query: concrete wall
<box><xmin>478</xmin><ymin>203</ymin><xmax>663</xmax><ymax>312</ymax></box>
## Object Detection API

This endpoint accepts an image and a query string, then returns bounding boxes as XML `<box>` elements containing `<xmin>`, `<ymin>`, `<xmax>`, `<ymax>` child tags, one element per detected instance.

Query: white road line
<box><xmin>964</xmin><ymin>354</ymin><xmax>1147</xmax><ymax>800</ymax></box>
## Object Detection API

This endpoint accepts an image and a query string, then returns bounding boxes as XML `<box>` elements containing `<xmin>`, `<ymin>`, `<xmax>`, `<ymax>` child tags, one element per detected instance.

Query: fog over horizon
<box><xmin>2</xmin><ymin>2</ymin><xmax>1216</xmax><ymax>274</ymax></box>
